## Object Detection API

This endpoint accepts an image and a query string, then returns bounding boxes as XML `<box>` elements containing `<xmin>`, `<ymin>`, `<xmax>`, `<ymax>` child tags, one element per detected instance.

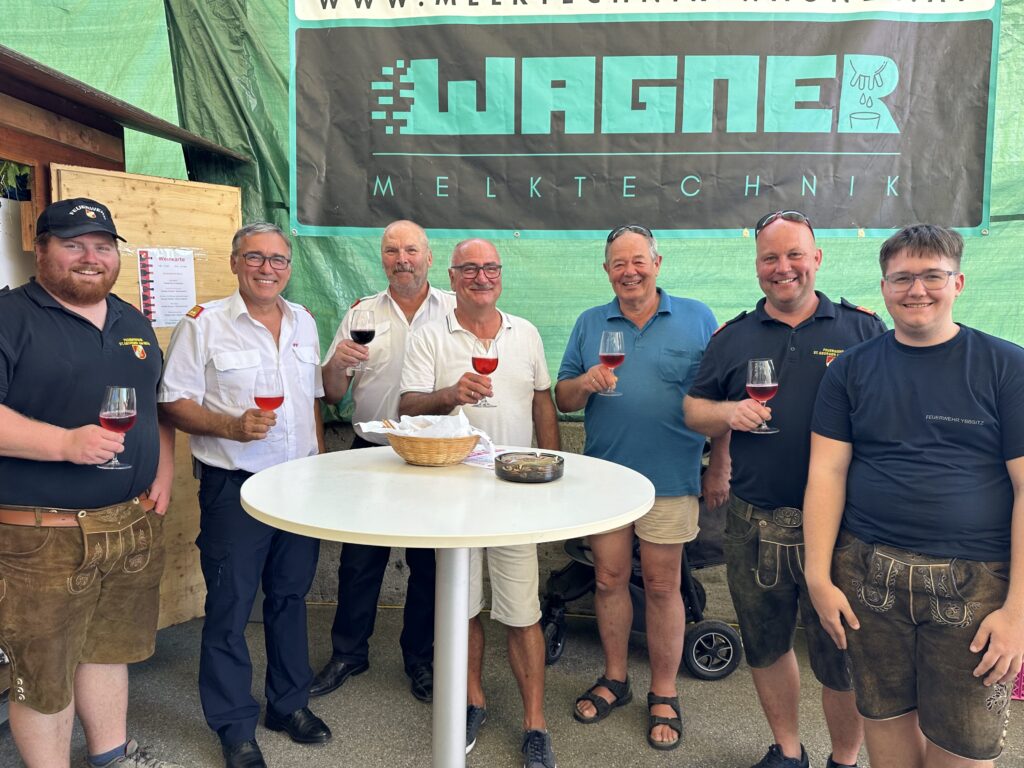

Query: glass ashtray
<box><xmin>494</xmin><ymin>452</ymin><xmax>564</xmax><ymax>483</ymax></box>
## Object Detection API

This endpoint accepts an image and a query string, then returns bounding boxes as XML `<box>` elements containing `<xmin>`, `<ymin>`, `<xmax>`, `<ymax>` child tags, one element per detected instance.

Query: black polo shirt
<box><xmin>0</xmin><ymin>279</ymin><xmax>162</xmax><ymax>508</ymax></box>
<box><xmin>689</xmin><ymin>291</ymin><xmax>886</xmax><ymax>509</ymax></box>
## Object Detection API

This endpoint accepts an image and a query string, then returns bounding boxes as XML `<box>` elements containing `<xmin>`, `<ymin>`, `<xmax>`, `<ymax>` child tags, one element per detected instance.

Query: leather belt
<box><xmin>0</xmin><ymin>493</ymin><xmax>154</xmax><ymax>528</ymax></box>
<box><xmin>730</xmin><ymin>496</ymin><xmax>803</xmax><ymax>528</ymax></box>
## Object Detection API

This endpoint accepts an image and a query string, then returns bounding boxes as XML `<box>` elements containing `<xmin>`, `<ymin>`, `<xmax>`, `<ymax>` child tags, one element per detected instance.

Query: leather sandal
<box><xmin>646</xmin><ymin>692</ymin><xmax>683</xmax><ymax>751</ymax></box>
<box><xmin>573</xmin><ymin>675</ymin><xmax>632</xmax><ymax>723</ymax></box>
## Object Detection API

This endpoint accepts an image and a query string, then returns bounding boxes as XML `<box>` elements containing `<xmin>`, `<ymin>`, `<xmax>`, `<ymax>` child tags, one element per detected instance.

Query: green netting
<box><xmin>4</xmin><ymin>2</ymin><xmax>1024</xmax><ymax>424</ymax></box>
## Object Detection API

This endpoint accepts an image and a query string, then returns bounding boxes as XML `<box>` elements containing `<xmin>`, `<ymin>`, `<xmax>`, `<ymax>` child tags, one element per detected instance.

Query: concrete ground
<box><xmin>1</xmin><ymin>594</ymin><xmax>1021</xmax><ymax>768</ymax></box>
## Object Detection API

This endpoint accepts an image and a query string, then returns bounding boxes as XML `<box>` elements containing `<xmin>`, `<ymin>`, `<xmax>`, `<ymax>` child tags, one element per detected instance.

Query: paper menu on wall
<box><xmin>137</xmin><ymin>247</ymin><xmax>198</xmax><ymax>327</ymax></box>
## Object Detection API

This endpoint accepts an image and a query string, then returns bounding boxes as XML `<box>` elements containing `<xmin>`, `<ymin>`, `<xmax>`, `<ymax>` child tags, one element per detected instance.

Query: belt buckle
<box><xmin>772</xmin><ymin>507</ymin><xmax>802</xmax><ymax>527</ymax></box>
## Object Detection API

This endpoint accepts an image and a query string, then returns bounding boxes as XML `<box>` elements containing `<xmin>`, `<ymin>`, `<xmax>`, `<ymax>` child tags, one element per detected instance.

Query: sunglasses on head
<box><xmin>607</xmin><ymin>224</ymin><xmax>653</xmax><ymax>243</ymax></box>
<box><xmin>754</xmin><ymin>211</ymin><xmax>814</xmax><ymax>239</ymax></box>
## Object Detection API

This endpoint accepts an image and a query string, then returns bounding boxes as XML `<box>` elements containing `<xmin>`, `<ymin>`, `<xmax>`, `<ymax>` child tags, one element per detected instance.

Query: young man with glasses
<box><xmin>399</xmin><ymin>238</ymin><xmax>561</xmax><ymax>768</ymax></box>
<box><xmin>804</xmin><ymin>224</ymin><xmax>1024</xmax><ymax>768</ymax></box>
<box><xmin>685</xmin><ymin>210</ymin><xmax>885</xmax><ymax>768</ymax></box>
<box><xmin>159</xmin><ymin>222</ymin><xmax>330</xmax><ymax>768</ymax></box>
<box><xmin>556</xmin><ymin>224</ymin><xmax>727</xmax><ymax>752</ymax></box>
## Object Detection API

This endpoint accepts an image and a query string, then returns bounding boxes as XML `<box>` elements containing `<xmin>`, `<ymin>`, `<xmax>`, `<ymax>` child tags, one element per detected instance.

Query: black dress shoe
<box><xmin>407</xmin><ymin>662</ymin><xmax>433</xmax><ymax>703</ymax></box>
<box><xmin>309</xmin><ymin>658</ymin><xmax>369</xmax><ymax>697</ymax></box>
<box><xmin>265</xmin><ymin>706</ymin><xmax>332</xmax><ymax>744</ymax></box>
<box><xmin>222</xmin><ymin>740</ymin><xmax>267</xmax><ymax>768</ymax></box>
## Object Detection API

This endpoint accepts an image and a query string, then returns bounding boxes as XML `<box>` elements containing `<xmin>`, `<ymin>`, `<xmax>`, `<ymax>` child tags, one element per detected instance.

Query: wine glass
<box><xmin>254</xmin><ymin>369</ymin><xmax>284</xmax><ymax>412</ymax></box>
<box><xmin>597</xmin><ymin>330</ymin><xmax>625</xmax><ymax>397</ymax></box>
<box><xmin>97</xmin><ymin>386</ymin><xmax>136</xmax><ymax>470</ymax></box>
<box><xmin>350</xmin><ymin>309</ymin><xmax>376</xmax><ymax>372</ymax></box>
<box><xmin>471</xmin><ymin>338</ymin><xmax>498</xmax><ymax>408</ymax></box>
<box><xmin>746</xmin><ymin>358</ymin><xmax>780</xmax><ymax>434</ymax></box>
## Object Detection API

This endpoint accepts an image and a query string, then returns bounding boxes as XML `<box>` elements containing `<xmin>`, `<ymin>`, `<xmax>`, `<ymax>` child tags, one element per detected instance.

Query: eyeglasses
<box><xmin>607</xmin><ymin>224</ymin><xmax>653</xmax><ymax>243</ymax></box>
<box><xmin>883</xmin><ymin>270</ymin><xmax>958</xmax><ymax>291</ymax></box>
<box><xmin>450</xmin><ymin>263</ymin><xmax>502</xmax><ymax>279</ymax></box>
<box><xmin>754</xmin><ymin>211</ymin><xmax>814</xmax><ymax>239</ymax></box>
<box><xmin>240</xmin><ymin>252</ymin><xmax>292</xmax><ymax>270</ymax></box>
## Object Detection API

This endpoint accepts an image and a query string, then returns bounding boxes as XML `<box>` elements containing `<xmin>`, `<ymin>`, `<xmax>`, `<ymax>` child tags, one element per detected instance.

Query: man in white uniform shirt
<box><xmin>399</xmin><ymin>238</ymin><xmax>561</xmax><ymax>768</ymax></box>
<box><xmin>311</xmin><ymin>220</ymin><xmax>455</xmax><ymax>703</ymax></box>
<box><xmin>159</xmin><ymin>223</ymin><xmax>329</xmax><ymax>768</ymax></box>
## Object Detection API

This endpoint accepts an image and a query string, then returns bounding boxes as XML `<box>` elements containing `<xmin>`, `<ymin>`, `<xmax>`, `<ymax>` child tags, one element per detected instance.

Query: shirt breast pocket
<box><xmin>291</xmin><ymin>345</ymin><xmax>320</xmax><ymax>397</ymax></box>
<box><xmin>212</xmin><ymin>349</ymin><xmax>260</xmax><ymax>406</ymax></box>
<box><xmin>658</xmin><ymin>348</ymin><xmax>700</xmax><ymax>390</ymax></box>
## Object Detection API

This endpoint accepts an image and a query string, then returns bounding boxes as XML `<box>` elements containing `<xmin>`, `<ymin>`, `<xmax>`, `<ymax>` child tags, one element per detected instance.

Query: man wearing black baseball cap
<box><xmin>0</xmin><ymin>198</ymin><xmax>180</xmax><ymax>767</ymax></box>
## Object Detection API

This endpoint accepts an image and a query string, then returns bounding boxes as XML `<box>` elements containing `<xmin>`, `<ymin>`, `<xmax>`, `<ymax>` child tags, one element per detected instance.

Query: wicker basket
<box><xmin>387</xmin><ymin>433</ymin><xmax>480</xmax><ymax>467</ymax></box>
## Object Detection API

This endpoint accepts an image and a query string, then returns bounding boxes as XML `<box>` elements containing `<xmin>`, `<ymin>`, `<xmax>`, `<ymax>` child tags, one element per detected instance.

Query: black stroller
<box><xmin>539</xmin><ymin>496</ymin><xmax>743</xmax><ymax>680</ymax></box>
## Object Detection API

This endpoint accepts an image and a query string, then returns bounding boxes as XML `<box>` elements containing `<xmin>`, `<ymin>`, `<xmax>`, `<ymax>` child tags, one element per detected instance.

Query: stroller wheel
<box><xmin>543</xmin><ymin>616</ymin><xmax>567</xmax><ymax>665</ymax></box>
<box><xmin>683</xmin><ymin>620</ymin><xmax>742</xmax><ymax>681</ymax></box>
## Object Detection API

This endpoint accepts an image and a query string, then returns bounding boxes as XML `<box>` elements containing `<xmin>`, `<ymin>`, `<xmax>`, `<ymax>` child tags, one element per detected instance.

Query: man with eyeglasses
<box><xmin>804</xmin><ymin>224</ymin><xmax>1024</xmax><ymax>768</ymax></box>
<box><xmin>399</xmin><ymin>238</ymin><xmax>561</xmax><ymax>768</ymax></box>
<box><xmin>556</xmin><ymin>224</ymin><xmax>726</xmax><ymax>752</ymax></box>
<box><xmin>684</xmin><ymin>210</ymin><xmax>884</xmax><ymax>768</ymax></box>
<box><xmin>159</xmin><ymin>223</ymin><xmax>330</xmax><ymax>768</ymax></box>
<box><xmin>311</xmin><ymin>220</ymin><xmax>454</xmax><ymax>703</ymax></box>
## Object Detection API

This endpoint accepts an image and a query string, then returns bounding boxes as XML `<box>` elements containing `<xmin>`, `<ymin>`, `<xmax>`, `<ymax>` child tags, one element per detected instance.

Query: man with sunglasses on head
<box><xmin>399</xmin><ymin>239</ymin><xmax>561</xmax><ymax>768</ymax></box>
<box><xmin>684</xmin><ymin>210</ymin><xmax>884</xmax><ymax>768</ymax></box>
<box><xmin>556</xmin><ymin>225</ymin><xmax>726</xmax><ymax>752</ymax></box>
<box><xmin>311</xmin><ymin>220</ymin><xmax>455</xmax><ymax>704</ymax></box>
<box><xmin>804</xmin><ymin>224</ymin><xmax>1024</xmax><ymax>768</ymax></box>
<box><xmin>159</xmin><ymin>223</ymin><xmax>330</xmax><ymax>768</ymax></box>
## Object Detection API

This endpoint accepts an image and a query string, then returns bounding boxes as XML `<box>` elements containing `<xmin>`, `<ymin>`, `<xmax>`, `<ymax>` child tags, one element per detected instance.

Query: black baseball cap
<box><xmin>36</xmin><ymin>198</ymin><xmax>126</xmax><ymax>242</ymax></box>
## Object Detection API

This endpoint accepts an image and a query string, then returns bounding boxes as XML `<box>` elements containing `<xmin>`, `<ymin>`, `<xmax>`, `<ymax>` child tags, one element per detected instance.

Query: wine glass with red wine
<box><xmin>597</xmin><ymin>330</ymin><xmax>625</xmax><ymax>397</ymax></box>
<box><xmin>746</xmin><ymin>358</ymin><xmax>779</xmax><ymax>434</ymax></box>
<box><xmin>471</xmin><ymin>337</ymin><xmax>498</xmax><ymax>408</ymax></box>
<box><xmin>350</xmin><ymin>309</ymin><xmax>375</xmax><ymax>372</ymax></box>
<box><xmin>97</xmin><ymin>385</ymin><xmax>136</xmax><ymax>469</ymax></box>
<box><xmin>254</xmin><ymin>369</ymin><xmax>284</xmax><ymax>412</ymax></box>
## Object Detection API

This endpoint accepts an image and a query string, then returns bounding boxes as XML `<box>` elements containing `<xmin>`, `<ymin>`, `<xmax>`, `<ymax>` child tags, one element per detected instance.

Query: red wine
<box><xmin>599</xmin><ymin>353</ymin><xmax>625</xmax><ymax>370</ymax></box>
<box><xmin>255</xmin><ymin>395</ymin><xmax>284</xmax><ymax>411</ymax></box>
<box><xmin>472</xmin><ymin>356</ymin><xmax>498</xmax><ymax>375</ymax></box>
<box><xmin>100</xmin><ymin>413</ymin><xmax>136</xmax><ymax>433</ymax></box>
<box><xmin>746</xmin><ymin>383</ymin><xmax>778</xmax><ymax>403</ymax></box>
<box><xmin>351</xmin><ymin>329</ymin><xmax>375</xmax><ymax>345</ymax></box>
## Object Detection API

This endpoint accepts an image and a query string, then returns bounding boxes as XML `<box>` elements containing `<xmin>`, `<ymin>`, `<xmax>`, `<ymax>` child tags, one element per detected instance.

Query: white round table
<box><xmin>240</xmin><ymin>446</ymin><xmax>654</xmax><ymax>767</ymax></box>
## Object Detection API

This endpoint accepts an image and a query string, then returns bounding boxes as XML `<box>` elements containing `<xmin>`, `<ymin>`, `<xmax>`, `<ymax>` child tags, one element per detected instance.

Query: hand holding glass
<box><xmin>350</xmin><ymin>309</ymin><xmax>375</xmax><ymax>372</ymax></box>
<box><xmin>471</xmin><ymin>338</ymin><xmax>498</xmax><ymax>408</ymax></box>
<box><xmin>597</xmin><ymin>331</ymin><xmax>625</xmax><ymax>397</ymax></box>
<box><xmin>98</xmin><ymin>386</ymin><xmax>136</xmax><ymax>469</ymax></box>
<box><xmin>746</xmin><ymin>359</ymin><xmax>779</xmax><ymax>434</ymax></box>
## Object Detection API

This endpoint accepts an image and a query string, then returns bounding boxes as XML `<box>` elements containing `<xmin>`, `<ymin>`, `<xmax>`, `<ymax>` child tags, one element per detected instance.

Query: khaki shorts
<box><xmin>0</xmin><ymin>498</ymin><xmax>164</xmax><ymax>714</ymax></box>
<box><xmin>833</xmin><ymin>530</ymin><xmax>1012</xmax><ymax>761</ymax></box>
<box><xmin>619</xmin><ymin>495</ymin><xmax>699</xmax><ymax>545</ymax></box>
<box><xmin>469</xmin><ymin>544</ymin><xmax>541</xmax><ymax>627</ymax></box>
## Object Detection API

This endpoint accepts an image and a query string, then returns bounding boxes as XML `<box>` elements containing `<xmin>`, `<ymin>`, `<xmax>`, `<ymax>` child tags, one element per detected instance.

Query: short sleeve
<box><xmin>530</xmin><ymin>326</ymin><xmax>552</xmax><ymax>390</ymax></box>
<box><xmin>688</xmin><ymin>333</ymin><xmax>727</xmax><ymax>401</ymax></box>
<box><xmin>324</xmin><ymin>306</ymin><xmax>354</xmax><ymax>361</ymax></box>
<box><xmin>810</xmin><ymin>358</ymin><xmax>854</xmax><ymax>443</ymax></box>
<box><xmin>557</xmin><ymin>315</ymin><xmax>587</xmax><ymax>382</ymax></box>
<box><xmin>998</xmin><ymin>344</ymin><xmax>1024</xmax><ymax>461</ymax></box>
<box><xmin>158</xmin><ymin>316</ymin><xmax>208</xmax><ymax>403</ymax></box>
<box><xmin>400</xmin><ymin>326</ymin><xmax>438</xmax><ymax>394</ymax></box>
<box><xmin>0</xmin><ymin>332</ymin><xmax>13</xmax><ymax>402</ymax></box>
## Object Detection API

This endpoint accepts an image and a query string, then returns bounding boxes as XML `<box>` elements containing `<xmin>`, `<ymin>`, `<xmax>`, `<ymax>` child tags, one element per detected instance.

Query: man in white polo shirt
<box><xmin>311</xmin><ymin>220</ymin><xmax>455</xmax><ymax>703</ymax></box>
<box><xmin>399</xmin><ymin>238</ymin><xmax>561</xmax><ymax>768</ymax></box>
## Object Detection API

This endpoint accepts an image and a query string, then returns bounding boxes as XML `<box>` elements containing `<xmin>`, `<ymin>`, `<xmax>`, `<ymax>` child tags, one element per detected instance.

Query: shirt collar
<box><xmin>445</xmin><ymin>307</ymin><xmax>513</xmax><ymax>335</ymax></box>
<box><xmin>754</xmin><ymin>291</ymin><xmax>835</xmax><ymax>324</ymax></box>
<box><xmin>227</xmin><ymin>289</ymin><xmax>293</xmax><ymax>323</ymax></box>
<box><xmin>605</xmin><ymin>287</ymin><xmax>670</xmax><ymax>320</ymax></box>
<box><xmin>25</xmin><ymin>277</ymin><xmax>122</xmax><ymax>329</ymax></box>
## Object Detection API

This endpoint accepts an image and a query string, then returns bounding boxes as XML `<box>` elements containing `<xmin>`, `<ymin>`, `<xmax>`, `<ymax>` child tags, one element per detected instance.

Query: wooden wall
<box><xmin>53</xmin><ymin>164</ymin><xmax>241</xmax><ymax>627</ymax></box>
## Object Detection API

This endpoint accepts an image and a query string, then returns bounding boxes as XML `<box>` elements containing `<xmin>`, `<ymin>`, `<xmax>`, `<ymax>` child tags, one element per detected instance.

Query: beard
<box><xmin>37</xmin><ymin>258</ymin><xmax>120</xmax><ymax>306</ymax></box>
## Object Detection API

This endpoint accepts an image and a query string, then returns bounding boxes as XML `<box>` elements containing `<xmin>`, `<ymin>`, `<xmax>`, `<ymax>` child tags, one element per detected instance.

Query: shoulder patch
<box><xmin>713</xmin><ymin>310</ymin><xmax>748</xmax><ymax>336</ymax></box>
<box><xmin>840</xmin><ymin>297</ymin><xmax>880</xmax><ymax>318</ymax></box>
<box><xmin>350</xmin><ymin>295</ymin><xmax>375</xmax><ymax>309</ymax></box>
<box><xmin>302</xmin><ymin>304</ymin><xmax>315</xmax><ymax>319</ymax></box>
<box><xmin>186</xmin><ymin>305</ymin><xmax>204</xmax><ymax>319</ymax></box>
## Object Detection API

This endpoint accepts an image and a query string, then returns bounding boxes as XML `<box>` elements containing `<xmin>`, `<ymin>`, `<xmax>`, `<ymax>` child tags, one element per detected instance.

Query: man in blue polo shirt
<box><xmin>556</xmin><ymin>225</ymin><xmax>728</xmax><ymax>752</ymax></box>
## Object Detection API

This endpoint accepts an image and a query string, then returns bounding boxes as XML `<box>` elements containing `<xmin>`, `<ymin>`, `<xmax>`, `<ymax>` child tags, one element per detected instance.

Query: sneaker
<box><xmin>465</xmin><ymin>705</ymin><xmax>488</xmax><ymax>754</ymax></box>
<box><xmin>825</xmin><ymin>756</ymin><xmax>859</xmax><ymax>768</ymax></box>
<box><xmin>521</xmin><ymin>729</ymin><xmax>557</xmax><ymax>768</ymax></box>
<box><xmin>751</xmin><ymin>744</ymin><xmax>809</xmax><ymax>768</ymax></box>
<box><xmin>88</xmin><ymin>739</ymin><xmax>185</xmax><ymax>768</ymax></box>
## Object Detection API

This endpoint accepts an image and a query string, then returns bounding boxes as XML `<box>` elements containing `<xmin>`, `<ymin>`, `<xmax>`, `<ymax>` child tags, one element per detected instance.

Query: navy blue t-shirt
<box><xmin>812</xmin><ymin>326</ymin><xmax>1024</xmax><ymax>561</ymax></box>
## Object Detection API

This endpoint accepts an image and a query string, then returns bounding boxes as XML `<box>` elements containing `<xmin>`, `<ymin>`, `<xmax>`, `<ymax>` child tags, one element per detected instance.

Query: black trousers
<box><xmin>329</xmin><ymin>434</ymin><xmax>436</xmax><ymax>670</ymax></box>
<box><xmin>196</xmin><ymin>463</ymin><xmax>320</xmax><ymax>746</ymax></box>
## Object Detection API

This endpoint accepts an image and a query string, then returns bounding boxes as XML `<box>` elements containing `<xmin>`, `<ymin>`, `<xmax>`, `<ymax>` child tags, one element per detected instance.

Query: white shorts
<box><xmin>468</xmin><ymin>544</ymin><xmax>541</xmax><ymax>627</ymax></box>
